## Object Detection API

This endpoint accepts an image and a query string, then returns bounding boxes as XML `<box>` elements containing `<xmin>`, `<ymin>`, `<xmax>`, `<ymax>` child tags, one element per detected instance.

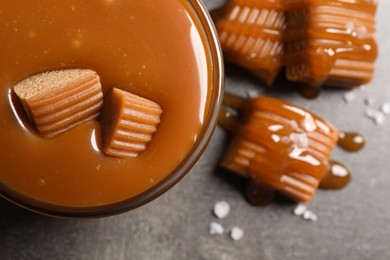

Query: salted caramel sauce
<box><xmin>0</xmin><ymin>0</ymin><xmax>211</xmax><ymax>207</ymax></box>
<box><xmin>319</xmin><ymin>160</ymin><xmax>351</xmax><ymax>189</ymax></box>
<box><xmin>338</xmin><ymin>131</ymin><xmax>365</xmax><ymax>152</ymax></box>
<box><xmin>285</xmin><ymin>0</ymin><xmax>378</xmax><ymax>88</ymax></box>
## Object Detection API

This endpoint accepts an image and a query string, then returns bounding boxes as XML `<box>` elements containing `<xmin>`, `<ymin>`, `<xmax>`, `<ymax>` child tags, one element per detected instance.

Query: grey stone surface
<box><xmin>1</xmin><ymin>0</ymin><xmax>390</xmax><ymax>259</ymax></box>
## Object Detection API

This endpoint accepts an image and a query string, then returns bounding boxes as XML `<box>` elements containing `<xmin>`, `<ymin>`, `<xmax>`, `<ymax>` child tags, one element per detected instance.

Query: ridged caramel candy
<box><xmin>100</xmin><ymin>88</ymin><xmax>162</xmax><ymax>158</ymax></box>
<box><xmin>215</xmin><ymin>0</ymin><xmax>285</xmax><ymax>85</ymax></box>
<box><xmin>285</xmin><ymin>0</ymin><xmax>378</xmax><ymax>88</ymax></box>
<box><xmin>221</xmin><ymin>97</ymin><xmax>339</xmax><ymax>202</ymax></box>
<box><xmin>13</xmin><ymin>69</ymin><xmax>103</xmax><ymax>138</ymax></box>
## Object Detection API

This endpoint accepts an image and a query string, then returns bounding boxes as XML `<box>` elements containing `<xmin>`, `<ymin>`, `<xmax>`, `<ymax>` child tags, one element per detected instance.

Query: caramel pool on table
<box><xmin>0</xmin><ymin>0</ymin><xmax>212</xmax><ymax>207</ymax></box>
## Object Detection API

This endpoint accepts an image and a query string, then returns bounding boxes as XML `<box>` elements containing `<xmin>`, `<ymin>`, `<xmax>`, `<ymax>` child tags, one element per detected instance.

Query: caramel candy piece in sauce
<box><xmin>13</xmin><ymin>69</ymin><xmax>103</xmax><ymax>138</ymax></box>
<box><xmin>100</xmin><ymin>88</ymin><xmax>162</xmax><ymax>158</ymax></box>
<box><xmin>215</xmin><ymin>0</ymin><xmax>285</xmax><ymax>85</ymax></box>
<box><xmin>284</xmin><ymin>0</ymin><xmax>378</xmax><ymax>88</ymax></box>
<box><xmin>221</xmin><ymin>97</ymin><xmax>339</xmax><ymax>203</ymax></box>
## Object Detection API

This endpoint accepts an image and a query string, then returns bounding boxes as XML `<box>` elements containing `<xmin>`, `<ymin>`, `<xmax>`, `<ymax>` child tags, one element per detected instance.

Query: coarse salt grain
<box><xmin>310</xmin><ymin>213</ymin><xmax>318</xmax><ymax>222</ymax></box>
<box><xmin>209</xmin><ymin>222</ymin><xmax>224</xmax><ymax>235</ymax></box>
<box><xmin>302</xmin><ymin>210</ymin><xmax>318</xmax><ymax>222</ymax></box>
<box><xmin>381</xmin><ymin>102</ymin><xmax>390</xmax><ymax>114</ymax></box>
<box><xmin>213</xmin><ymin>201</ymin><xmax>231</xmax><ymax>219</ymax></box>
<box><xmin>230</xmin><ymin>227</ymin><xmax>244</xmax><ymax>241</ymax></box>
<box><xmin>293</xmin><ymin>204</ymin><xmax>307</xmax><ymax>216</ymax></box>
<box><xmin>365</xmin><ymin>108</ymin><xmax>377</xmax><ymax>119</ymax></box>
<box><xmin>303</xmin><ymin>210</ymin><xmax>313</xmax><ymax>220</ymax></box>
<box><xmin>374</xmin><ymin>113</ymin><xmax>385</xmax><ymax>125</ymax></box>
<box><xmin>343</xmin><ymin>92</ymin><xmax>356</xmax><ymax>103</ymax></box>
<box><xmin>293</xmin><ymin>205</ymin><xmax>318</xmax><ymax>222</ymax></box>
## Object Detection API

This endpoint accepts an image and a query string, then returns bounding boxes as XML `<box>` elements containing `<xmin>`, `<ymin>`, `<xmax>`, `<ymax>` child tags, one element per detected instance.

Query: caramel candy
<box><xmin>285</xmin><ymin>0</ymin><xmax>378</xmax><ymax>88</ymax></box>
<box><xmin>221</xmin><ymin>97</ymin><xmax>339</xmax><ymax>202</ymax></box>
<box><xmin>13</xmin><ymin>69</ymin><xmax>103</xmax><ymax>138</ymax></box>
<box><xmin>100</xmin><ymin>88</ymin><xmax>162</xmax><ymax>158</ymax></box>
<box><xmin>215</xmin><ymin>0</ymin><xmax>285</xmax><ymax>85</ymax></box>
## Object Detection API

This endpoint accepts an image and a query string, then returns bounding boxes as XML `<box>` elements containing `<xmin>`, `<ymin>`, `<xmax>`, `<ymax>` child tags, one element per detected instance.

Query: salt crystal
<box><xmin>302</xmin><ymin>210</ymin><xmax>318</xmax><ymax>221</ymax></box>
<box><xmin>365</xmin><ymin>108</ymin><xmax>378</xmax><ymax>119</ymax></box>
<box><xmin>293</xmin><ymin>204</ymin><xmax>307</xmax><ymax>216</ymax></box>
<box><xmin>381</xmin><ymin>102</ymin><xmax>390</xmax><ymax>114</ymax></box>
<box><xmin>303</xmin><ymin>210</ymin><xmax>313</xmax><ymax>220</ymax></box>
<box><xmin>289</xmin><ymin>120</ymin><xmax>299</xmax><ymax>129</ymax></box>
<box><xmin>356</xmin><ymin>26</ymin><xmax>368</xmax><ymax>39</ymax></box>
<box><xmin>209</xmin><ymin>222</ymin><xmax>224</xmax><ymax>235</ymax></box>
<box><xmin>230</xmin><ymin>227</ymin><xmax>244</xmax><ymax>241</ymax></box>
<box><xmin>310</xmin><ymin>213</ymin><xmax>318</xmax><ymax>222</ymax></box>
<box><xmin>290</xmin><ymin>133</ymin><xmax>309</xmax><ymax>148</ymax></box>
<box><xmin>213</xmin><ymin>201</ymin><xmax>231</xmax><ymax>219</ymax></box>
<box><xmin>343</xmin><ymin>92</ymin><xmax>356</xmax><ymax>103</ymax></box>
<box><xmin>374</xmin><ymin>113</ymin><xmax>385</xmax><ymax>125</ymax></box>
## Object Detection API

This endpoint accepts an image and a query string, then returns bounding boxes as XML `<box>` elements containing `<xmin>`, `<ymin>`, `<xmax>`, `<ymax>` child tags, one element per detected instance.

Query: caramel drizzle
<box><xmin>220</xmin><ymin>92</ymin><xmax>365</xmax><ymax>204</ymax></box>
<box><xmin>285</xmin><ymin>0</ymin><xmax>378</xmax><ymax>86</ymax></box>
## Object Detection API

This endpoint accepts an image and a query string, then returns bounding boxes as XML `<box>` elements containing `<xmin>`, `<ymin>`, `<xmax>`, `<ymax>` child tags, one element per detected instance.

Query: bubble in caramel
<box><xmin>13</xmin><ymin>69</ymin><xmax>103</xmax><ymax>138</ymax></box>
<box><xmin>284</xmin><ymin>0</ymin><xmax>378</xmax><ymax>89</ymax></box>
<box><xmin>220</xmin><ymin>93</ymin><xmax>340</xmax><ymax>203</ymax></box>
<box><xmin>214</xmin><ymin>0</ymin><xmax>285</xmax><ymax>85</ymax></box>
<box><xmin>100</xmin><ymin>88</ymin><xmax>162</xmax><ymax>158</ymax></box>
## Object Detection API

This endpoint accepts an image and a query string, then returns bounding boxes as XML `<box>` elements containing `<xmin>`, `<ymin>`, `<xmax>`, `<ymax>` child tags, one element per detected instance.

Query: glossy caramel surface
<box><xmin>221</xmin><ymin>95</ymin><xmax>339</xmax><ymax>202</ymax></box>
<box><xmin>215</xmin><ymin>0</ymin><xmax>285</xmax><ymax>85</ymax></box>
<box><xmin>0</xmin><ymin>0</ymin><xmax>211</xmax><ymax>207</ymax></box>
<box><xmin>285</xmin><ymin>0</ymin><xmax>378</xmax><ymax>88</ymax></box>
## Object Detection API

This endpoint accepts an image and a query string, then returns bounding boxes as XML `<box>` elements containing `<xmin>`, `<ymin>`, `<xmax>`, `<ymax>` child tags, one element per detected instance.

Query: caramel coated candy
<box><xmin>221</xmin><ymin>97</ymin><xmax>339</xmax><ymax>202</ymax></box>
<box><xmin>13</xmin><ymin>69</ymin><xmax>103</xmax><ymax>138</ymax></box>
<box><xmin>215</xmin><ymin>0</ymin><xmax>285</xmax><ymax>85</ymax></box>
<box><xmin>285</xmin><ymin>0</ymin><xmax>378</xmax><ymax>88</ymax></box>
<box><xmin>100</xmin><ymin>88</ymin><xmax>162</xmax><ymax>158</ymax></box>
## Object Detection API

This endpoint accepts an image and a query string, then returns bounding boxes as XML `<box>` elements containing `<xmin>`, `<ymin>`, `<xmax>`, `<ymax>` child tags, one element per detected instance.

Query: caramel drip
<box><xmin>223</xmin><ymin>91</ymin><xmax>248</xmax><ymax>111</ymax></box>
<box><xmin>299</xmin><ymin>84</ymin><xmax>321</xmax><ymax>99</ymax></box>
<box><xmin>215</xmin><ymin>0</ymin><xmax>285</xmax><ymax>85</ymax></box>
<box><xmin>319</xmin><ymin>160</ymin><xmax>351</xmax><ymax>189</ymax></box>
<box><xmin>245</xmin><ymin>180</ymin><xmax>275</xmax><ymax>206</ymax></box>
<box><xmin>338</xmin><ymin>131</ymin><xmax>365</xmax><ymax>152</ymax></box>
<box><xmin>101</xmin><ymin>88</ymin><xmax>162</xmax><ymax>158</ymax></box>
<box><xmin>285</xmin><ymin>0</ymin><xmax>378</xmax><ymax>88</ymax></box>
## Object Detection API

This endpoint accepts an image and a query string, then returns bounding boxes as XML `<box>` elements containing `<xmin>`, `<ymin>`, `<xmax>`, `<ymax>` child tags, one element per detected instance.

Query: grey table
<box><xmin>1</xmin><ymin>0</ymin><xmax>389</xmax><ymax>259</ymax></box>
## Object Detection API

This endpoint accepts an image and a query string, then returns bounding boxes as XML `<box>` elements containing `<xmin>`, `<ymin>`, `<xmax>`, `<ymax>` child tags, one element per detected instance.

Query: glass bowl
<box><xmin>0</xmin><ymin>0</ymin><xmax>224</xmax><ymax>218</ymax></box>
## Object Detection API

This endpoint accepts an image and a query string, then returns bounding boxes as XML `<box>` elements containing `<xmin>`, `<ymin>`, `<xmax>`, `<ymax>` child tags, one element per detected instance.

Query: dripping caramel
<box><xmin>220</xmin><ymin>95</ymin><xmax>339</xmax><ymax>203</ymax></box>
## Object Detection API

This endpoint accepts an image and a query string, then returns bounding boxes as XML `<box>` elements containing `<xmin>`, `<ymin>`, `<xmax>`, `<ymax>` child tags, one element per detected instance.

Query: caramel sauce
<box><xmin>299</xmin><ymin>85</ymin><xmax>321</xmax><ymax>99</ymax></box>
<box><xmin>245</xmin><ymin>180</ymin><xmax>275</xmax><ymax>206</ymax></box>
<box><xmin>0</xmin><ymin>0</ymin><xmax>211</xmax><ymax>207</ymax></box>
<box><xmin>338</xmin><ymin>131</ymin><xmax>365</xmax><ymax>152</ymax></box>
<box><xmin>319</xmin><ymin>160</ymin><xmax>351</xmax><ymax>190</ymax></box>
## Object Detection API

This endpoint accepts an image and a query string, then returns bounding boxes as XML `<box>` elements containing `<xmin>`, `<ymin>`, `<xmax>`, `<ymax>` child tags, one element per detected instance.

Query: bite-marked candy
<box><xmin>14</xmin><ymin>69</ymin><xmax>103</xmax><ymax>138</ymax></box>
